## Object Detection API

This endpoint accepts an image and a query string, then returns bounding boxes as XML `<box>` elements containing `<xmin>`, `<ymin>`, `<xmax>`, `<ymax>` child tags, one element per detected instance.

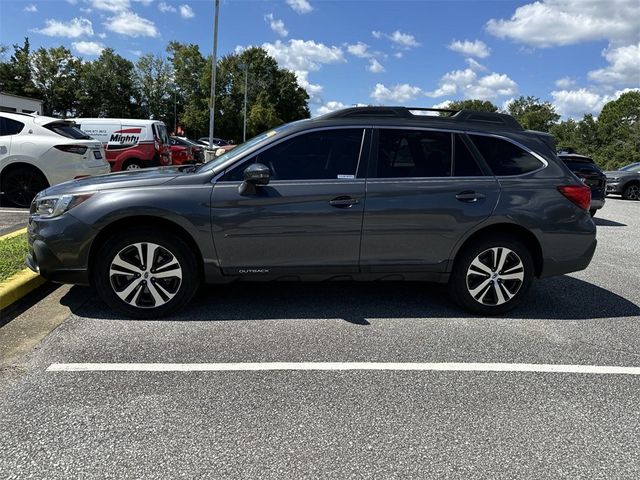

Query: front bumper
<box><xmin>605</xmin><ymin>182</ymin><xmax>623</xmax><ymax>194</ymax></box>
<box><xmin>27</xmin><ymin>213</ymin><xmax>94</xmax><ymax>285</ymax></box>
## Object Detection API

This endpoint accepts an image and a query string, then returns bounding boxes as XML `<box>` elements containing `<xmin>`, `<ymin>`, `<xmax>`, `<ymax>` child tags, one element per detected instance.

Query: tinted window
<box><xmin>224</xmin><ymin>129</ymin><xmax>363</xmax><ymax>181</ymax></box>
<box><xmin>0</xmin><ymin>117</ymin><xmax>25</xmax><ymax>136</ymax></box>
<box><xmin>376</xmin><ymin>129</ymin><xmax>451</xmax><ymax>178</ymax></box>
<box><xmin>45</xmin><ymin>122</ymin><xmax>90</xmax><ymax>139</ymax></box>
<box><xmin>469</xmin><ymin>135</ymin><xmax>542</xmax><ymax>176</ymax></box>
<box><xmin>453</xmin><ymin>134</ymin><xmax>483</xmax><ymax>176</ymax></box>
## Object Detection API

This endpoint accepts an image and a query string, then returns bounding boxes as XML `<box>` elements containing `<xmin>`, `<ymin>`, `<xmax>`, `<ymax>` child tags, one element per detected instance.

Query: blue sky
<box><xmin>1</xmin><ymin>0</ymin><xmax>638</xmax><ymax>118</ymax></box>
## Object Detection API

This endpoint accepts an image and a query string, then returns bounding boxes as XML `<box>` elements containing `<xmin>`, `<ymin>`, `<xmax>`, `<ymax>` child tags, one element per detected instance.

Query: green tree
<box><xmin>0</xmin><ymin>38</ymin><xmax>38</xmax><ymax>98</ymax></box>
<box><xmin>201</xmin><ymin>47</ymin><xmax>309</xmax><ymax>142</ymax></box>
<box><xmin>506</xmin><ymin>96</ymin><xmax>560</xmax><ymax>132</ymax></box>
<box><xmin>445</xmin><ymin>99</ymin><xmax>498</xmax><ymax>113</ymax></box>
<box><xmin>167</xmin><ymin>42</ymin><xmax>207</xmax><ymax>135</ymax></box>
<box><xmin>31</xmin><ymin>46</ymin><xmax>82</xmax><ymax>116</ymax></box>
<box><xmin>595</xmin><ymin>91</ymin><xmax>640</xmax><ymax>170</ymax></box>
<box><xmin>77</xmin><ymin>48</ymin><xmax>140</xmax><ymax>117</ymax></box>
<box><xmin>134</xmin><ymin>53</ymin><xmax>173</xmax><ymax>126</ymax></box>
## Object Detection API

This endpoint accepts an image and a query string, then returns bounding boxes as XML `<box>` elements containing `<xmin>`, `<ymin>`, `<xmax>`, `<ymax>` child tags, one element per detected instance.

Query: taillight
<box><xmin>558</xmin><ymin>184</ymin><xmax>591</xmax><ymax>210</ymax></box>
<box><xmin>55</xmin><ymin>145</ymin><xmax>88</xmax><ymax>155</ymax></box>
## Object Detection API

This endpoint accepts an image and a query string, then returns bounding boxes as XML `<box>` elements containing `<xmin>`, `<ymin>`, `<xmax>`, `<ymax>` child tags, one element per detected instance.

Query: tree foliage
<box><xmin>134</xmin><ymin>53</ymin><xmax>174</xmax><ymax>126</ymax></box>
<box><xmin>446</xmin><ymin>99</ymin><xmax>498</xmax><ymax>113</ymax></box>
<box><xmin>506</xmin><ymin>96</ymin><xmax>560</xmax><ymax>132</ymax></box>
<box><xmin>31</xmin><ymin>46</ymin><xmax>82</xmax><ymax>116</ymax></box>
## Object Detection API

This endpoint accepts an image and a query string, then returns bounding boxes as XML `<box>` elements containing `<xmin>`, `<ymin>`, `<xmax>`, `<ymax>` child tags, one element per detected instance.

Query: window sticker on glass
<box><xmin>337</xmin><ymin>174</ymin><xmax>355</xmax><ymax>179</ymax></box>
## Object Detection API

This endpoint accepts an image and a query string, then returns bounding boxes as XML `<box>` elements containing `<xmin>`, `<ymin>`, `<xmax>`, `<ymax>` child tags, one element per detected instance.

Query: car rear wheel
<box><xmin>449</xmin><ymin>235</ymin><xmax>534</xmax><ymax>316</ymax></box>
<box><xmin>622</xmin><ymin>183</ymin><xmax>639</xmax><ymax>200</ymax></box>
<box><xmin>94</xmin><ymin>229</ymin><xmax>199</xmax><ymax>319</ymax></box>
<box><xmin>1</xmin><ymin>166</ymin><xmax>49</xmax><ymax>208</ymax></box>
<box><xmin>123</xmin><ymin>160</ymin><xmax>143</xmax><ymax>170</ymax></box>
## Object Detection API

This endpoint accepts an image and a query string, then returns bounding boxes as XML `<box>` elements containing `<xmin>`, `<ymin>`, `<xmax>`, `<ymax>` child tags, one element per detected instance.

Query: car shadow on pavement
<box><xmin>63</xmin><ymin>274</ymin><xmax>640</xmax><ymax>323</ymax></box>
<box><xmin>593</xmin><ymin>217</ymin><xmax>627</xmax><ymax>227</ymax></box>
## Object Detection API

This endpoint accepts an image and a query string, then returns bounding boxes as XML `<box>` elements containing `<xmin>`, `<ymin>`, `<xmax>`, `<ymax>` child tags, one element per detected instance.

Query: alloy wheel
<box><xmin>625</xmin><ymin>184</ymin><xmax>639</xmax><ymax>200</ymax></box>
<box><xmin>109</xmin><ymin>242</ymin><xmax>182</xmax><ymax>309</ymax></box>
<box><xmin>4</xmin><ymin>171</ymin><xmax>43</xmax><ymax>207</ymax></box>
<box><xmin>466</xmin><ymin>247</ymin><xmax>525</xmax><ymax>306</ymax></box>
<box><xmin>125</xmin><ymin>163</ymin><xmax>141</xmax><ymax>170</ymax></box>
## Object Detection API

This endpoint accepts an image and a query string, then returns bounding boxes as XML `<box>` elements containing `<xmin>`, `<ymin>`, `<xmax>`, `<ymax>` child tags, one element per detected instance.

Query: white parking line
<box><xmin>46</xmin><ymin>362</ymin><xmax>640</xmax><ymax>375</ymax></box>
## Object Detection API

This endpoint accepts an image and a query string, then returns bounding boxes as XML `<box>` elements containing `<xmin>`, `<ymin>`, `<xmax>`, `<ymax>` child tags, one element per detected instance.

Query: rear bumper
<box><xmin>540</xmin><ymin>238</ymin><xmax>597</xmax><ymax>278</ymax></box>
<box><xmin>590</xmin><ymin>198</ymin><xmax>605</xmax><ymax>210</ymax></box>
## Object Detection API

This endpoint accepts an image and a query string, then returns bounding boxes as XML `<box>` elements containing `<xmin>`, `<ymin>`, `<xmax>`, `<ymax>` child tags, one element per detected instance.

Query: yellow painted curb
<box><xmin>0</xmin><ymin>268</ymin><xmax>46</xmax><ymax>311</ymax></box>
<box><xmin>0</xmin><ymin>227</ymin><xmax>27</xmax><ymax>241</ymax></box>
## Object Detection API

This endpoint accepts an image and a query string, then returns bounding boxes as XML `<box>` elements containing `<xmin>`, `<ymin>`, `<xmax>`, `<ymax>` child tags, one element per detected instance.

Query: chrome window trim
<box><xmin>213</xmin><ymin>125</ymin><xmax>370</xmax><ymax>184</ymax></box>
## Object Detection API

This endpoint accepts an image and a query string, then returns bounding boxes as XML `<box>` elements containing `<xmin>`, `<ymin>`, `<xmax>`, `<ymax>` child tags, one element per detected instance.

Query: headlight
<box><xmin>607</xmin><ymin>177</ymin><xmax>620</xmax><ymax>182</ymax></box>
<box><xmin>32</xmin><ymin>193</ymin><xmax>95</xmax><ymax>219</ymax></box>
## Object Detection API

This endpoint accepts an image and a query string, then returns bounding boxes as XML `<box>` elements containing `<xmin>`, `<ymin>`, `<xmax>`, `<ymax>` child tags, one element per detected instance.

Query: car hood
<box><xmin>41</xmin><ymin>166</ymin><xmax>183</xmax><ymax>196</ymax></box>
<box><xmin>604</xmin><ymin>170</ymin><xmax>639</xmax><ymax>178</ymax></box>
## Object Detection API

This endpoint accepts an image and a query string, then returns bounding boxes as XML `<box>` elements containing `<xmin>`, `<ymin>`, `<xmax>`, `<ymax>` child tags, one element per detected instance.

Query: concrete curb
<box><xmin>0</xmin><ymin>227</ymin><xmax>27</xmax><ymax>241</ymax></box>
<box><xmin>1</xmin><ymin>228</ymin><xmax>46</xmax><ymax>310</ymax></box>
<box><xmin>0</xmin><ymin>268</ymin><xmax>46</xmax><ymax>310</ymax></box>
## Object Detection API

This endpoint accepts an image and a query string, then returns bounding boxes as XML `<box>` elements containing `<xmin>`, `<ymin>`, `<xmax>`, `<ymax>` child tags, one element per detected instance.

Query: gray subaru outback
<box><xmin>27</xmin><ymin>107</ymin><xmax>596</xmax><ymax>319</ymax></box>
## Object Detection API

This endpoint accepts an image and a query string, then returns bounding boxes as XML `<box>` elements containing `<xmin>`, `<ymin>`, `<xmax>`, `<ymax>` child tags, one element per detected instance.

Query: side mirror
<box><xmin>243</xmin><ymin>163</ymin><xmax>270</xmax><ymax>185</ymax></box>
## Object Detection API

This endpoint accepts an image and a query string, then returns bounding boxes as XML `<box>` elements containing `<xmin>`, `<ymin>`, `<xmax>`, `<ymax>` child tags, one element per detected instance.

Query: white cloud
<box><xmin>346</xmin><ymin>42</ymin><xmax>371</xmax><ymax>58</ymax></box>
<box><xmin>262</xmin><ymin>39</ymin><xmax>344</xmax><ymax>72</ymax></box>
<box><xmin>24</xmin><ymin>4</ymin><xmax>37</xmax><ymax>12</ymax></box>
<box><xmin>372</xmin><ymin>30</ymin><xmax>382</xmax><ymax>39</ymax></box>
<box><xmin>551</xmin><ymin>87</ymin><xmax>640</xmax><ymax>118</ymax></box>
<box><xmin>90</xmin><ymin>0</ymin><xmax>131</xmax><ymax>12</ymax></box>
<box><xmin>427</xmin><ymin>68</ymin><xmax>518</xmax><ymax>100</ymax></box>
<box><xmin>286</xmin><ymin>0</ymin><xmax>313</xmax><ymax>14</ymax></box>
<box><xmin>393</xmin><ymin>52</ymin><xmax>403</xmax><ymax>59</ymax></box>
<box><xmin>371</xmin><ymin>83</ymin><xmax>423</xmax><ymax>103</ymax></box>
<box><xmin>389</xmin><ymin>30</ymin><xmax>420</xmax><ymax>48</ymax></box>
<box><xmin>555</xmin><ymin>76</ymin><xmax>576</xmax><ymax>88</ymax></box>
<box><xmin>34</xmin><ymin>17</ymin><xmax>94</xmax><ymax>38</ymax></box>
<box><xmin>588</xmin><ymin>43</ymin><xmax>640</xmax><ymax>85</ymax></box>
<box><xmin>265</xmin><ymin>13</ymin><xmax>288</xmax><ymax>37</ymax></box>
<box><xmin>179</xmin><ymin>4</ymin><xmax>194</xmax><ymax>19</ymax></box>
<box><xmin>465</xmin><ymin>58</ymin><xmax>488</xmax><ymax>72</ymax></box>
<box><xmin>448</xmin><ymin>39</ymin><xmax>490</xmax><ymax>58</ymax></box>
<box><xmin>97</xmin><ymin>32</ymin><xmax>107</xmax><ymax>39</ymax></box>
<box><xmin>158</xmin><ymin>2</ymin><xmax>176</xmax><ymax>13</ymax></box>
<box><xmin>316</xmin><ymin>101</ymin><xmax>347</xmax><ymax>116</ymax></box>
<box><xmin>105</xmin><ymin>11</ymin><xmax>158</xmax><ymax>37</ymax></box>
<box><xmin>130</xmin><ymin>49</ymin><xmax>143</xmax><ymax>56</ymax></box>
<box><xmin>368</xmin><ymin>58</ymin><xmax>385</xmax><ymax>73</ymax></box>
<box><xmin>486</xmin><ymin>0</ymin><xmax>640</xmax><ymax>47</ymax></box>
<box><xmin>72</xmin><ymin>40</ymin><xmax>105</xmax><ymax>55</ymax></box>
<box><xmin>294</xmin><ymin>70</ymin><xmax>323</xmax><ymax>102</ymax></box>
<box><xmin>134</xmin><ymin>0</ymin><xmax>154</xmax><ymax>5</ymax></box>
<box><xmin>431</xmin><ymin>100</ymin><xmax>452</xmax><ymax>109</ymax></box>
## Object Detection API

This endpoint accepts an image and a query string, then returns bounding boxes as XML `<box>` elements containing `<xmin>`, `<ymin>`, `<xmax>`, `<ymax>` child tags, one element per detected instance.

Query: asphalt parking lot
<box><xmin>1</xmin><ymin>198</ymin><xmax>638</xmax><ymax>479</ymax></box>
<box><xmin>0</xmin><ymin>207</ymin><xmax>29</xmax><ymax>235</ymax></box>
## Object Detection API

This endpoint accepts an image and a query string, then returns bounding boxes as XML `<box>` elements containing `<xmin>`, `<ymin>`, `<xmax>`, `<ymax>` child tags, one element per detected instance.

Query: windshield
<box><xmin>196</xmin><ymin>122</ymin><xmax>298</xmax><ymax>173</ymax></box>
<box><xmin>620</xmin><ymin>163</ymin><xmax>640</xmax><ymax>172</ymax></box>
<box><xmin>154</xmin><ymin>123</ymin><xmax>169</xmax><ymax>144</ymax></box>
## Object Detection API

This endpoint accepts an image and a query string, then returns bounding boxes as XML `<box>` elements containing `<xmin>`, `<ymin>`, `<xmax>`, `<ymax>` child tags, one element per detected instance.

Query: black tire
<box><xmin>123</xmin><ymin>159</ymin><xmax>144</xmax><ymax>170</ymax></box>
<box><xmin>448</xmin><ymin>234</ymin><xmax>535</xmax><ymax>316</ymax></box>
<box><xmin>621</xmin><ymin>183</ymin><xmax>639</xmax><ymax>201</ymax></box>
<box><xmin>589</xmin><ymin>209</ymin><xmax>597</xmax><ymax>217</ymax></box>
<box><xmin>93</xmin><ymin>228</ymin><xmax>199</xmax><ymax>319</ymax></box>
<box><xmin>1</xmin><ymin>166</ymin><xmax>49</xmax><ymax>208</ymax></box>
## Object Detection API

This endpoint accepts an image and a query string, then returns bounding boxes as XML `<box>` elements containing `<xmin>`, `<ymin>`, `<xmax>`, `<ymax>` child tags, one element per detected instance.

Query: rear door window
<box><xmin>469</xmin><ymin>134</ymin><xmax>543</xmax><ymax>176</ymax></box>
<box><xmin>453</xmin><ymin>134</ymin><xmax>483</xmax><ymax>177</ymax></box>
<box><xmin>0</xmin><ymin>117</ymin><xmax>25</xmax><ymax>136</ymax></box>
<box><xmin>374</xmin><ymin>129</ymin><xmax>452</xmax><ymax>178</ymax></box>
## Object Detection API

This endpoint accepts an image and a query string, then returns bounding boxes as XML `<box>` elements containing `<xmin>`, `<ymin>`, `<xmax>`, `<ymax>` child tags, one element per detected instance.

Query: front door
<box><xmin>360</xmin><ymin>128</ymin><xmax>500</xmax><ymax>272</ymax></box>
<box><xmin>211</xmin><ymin>128</ymin><xmax>369</xmax><ymax>275</ymax></box>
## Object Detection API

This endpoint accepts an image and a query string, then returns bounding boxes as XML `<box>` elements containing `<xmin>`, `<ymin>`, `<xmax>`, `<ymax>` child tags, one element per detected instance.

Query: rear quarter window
<box><xmin>0</xmin><ymin>117</ymin><xmax>25</xmax><ymax>136</ymax></box>
<box><xmin>469</xmin><ymin>134</ymin><xmax>543</xmax><ymax>176</ymax></box>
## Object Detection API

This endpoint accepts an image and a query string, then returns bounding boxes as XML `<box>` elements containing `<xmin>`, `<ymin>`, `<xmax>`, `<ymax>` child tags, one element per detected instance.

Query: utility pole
<box><xmin>208</xmin><ymin>0</ymin><xmax>220</xmax><ymax>148</ymax></box>
<box><xmin>173</xmin><ymin>85</ymin><xmax>177</xmax><ymax>134</ymax></box>
<box><xmin>239</xmin><ymin>63</ymin><xmax>248</xmax><ymax>142</ymax></box>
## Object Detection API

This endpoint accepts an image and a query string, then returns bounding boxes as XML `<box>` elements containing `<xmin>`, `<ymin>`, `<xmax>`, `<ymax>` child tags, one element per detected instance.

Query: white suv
<box><xmin>0</xmin><ymin>112</ymin><xmax>110</xmax><ymax>207</ymax></box>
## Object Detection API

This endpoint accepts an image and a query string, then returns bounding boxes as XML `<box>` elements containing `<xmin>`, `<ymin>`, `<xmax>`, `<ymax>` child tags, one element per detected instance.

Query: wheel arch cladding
<box><xmin>449</xmin><ymin>223</ymin><xmax>543</xmax><ymax>278</ymax></box>
<box><xmin>88</xmin><ymin>215</ymin><xmax>204</xmax><ymax>284</ymax></box>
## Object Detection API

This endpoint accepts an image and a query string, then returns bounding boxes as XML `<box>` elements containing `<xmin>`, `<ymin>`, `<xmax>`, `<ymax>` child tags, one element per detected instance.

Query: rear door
<box><xmin>211</xmin><ymin>128</ymin><xmax>369</xmax><ymax>275</ymax></box>
<box><xmin>360</xmin><ymin>128</ymin><xmax>500</xmax><ymax>273</ymax></box>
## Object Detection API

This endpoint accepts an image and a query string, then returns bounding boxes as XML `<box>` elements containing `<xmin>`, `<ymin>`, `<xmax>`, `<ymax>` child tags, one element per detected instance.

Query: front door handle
<box><xmin>456</xmin><ymin>191</ymin><xmax>486</xmax><ymax>203</ymax></box>
<box><xmin>330</xmin><ymin>196</ymin><xmax>359</xmax><ymax>208</ymax></box>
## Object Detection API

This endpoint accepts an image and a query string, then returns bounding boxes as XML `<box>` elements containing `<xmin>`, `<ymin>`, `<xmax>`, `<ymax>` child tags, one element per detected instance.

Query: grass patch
<box><xmin>0</xmin><ymin>233</ymin><xmax>29</xmax><ymax>282</ymax></box>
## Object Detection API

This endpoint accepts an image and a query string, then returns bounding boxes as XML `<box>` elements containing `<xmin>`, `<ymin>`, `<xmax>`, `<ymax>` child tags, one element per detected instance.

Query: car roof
<box><xmin>0</xmin><ymin>112</ymin><xmax>64</xmax><ymax>126</ymax></box>
<box><xmin>558</xmin><ymin>153</ymin><xmax>594</xmax><ymax>162</ymax></box>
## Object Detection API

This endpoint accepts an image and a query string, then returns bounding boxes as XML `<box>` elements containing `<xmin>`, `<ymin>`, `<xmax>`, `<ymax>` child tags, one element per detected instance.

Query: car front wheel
<box><xmin>449</xmin><ymin>235</ymin><xmax>534</xmax><ymax>316</ymax></box>
<box><xmin>94</xmin><ymin>229</ymin><xmax>199</xmax><ymax>319</ymax></box>
<box><xmin>622</xmin><ymin>183</ymin><xmax>639</xmax><ymax>200</ymax></box>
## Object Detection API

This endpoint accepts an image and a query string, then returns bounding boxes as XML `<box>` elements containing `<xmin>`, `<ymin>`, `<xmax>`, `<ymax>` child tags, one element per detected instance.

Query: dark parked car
<box><xmin>605</xmin><ymin>162</ymin><xmax>640</xmax><ymax>200</ymax></box>
<box><xmin>27</xmin><ymin>107</ymin><xmax>596</xmax><ymax>319</ymax></box>
<box><xmin>558</xmin><ymin>153</ymin><xmax>606</xmax><ymax>216</ymax></box>
<box><xmin>197</xmin><ymin>137</ymin><xmax>231</xmax><ymax>147</ymax></box>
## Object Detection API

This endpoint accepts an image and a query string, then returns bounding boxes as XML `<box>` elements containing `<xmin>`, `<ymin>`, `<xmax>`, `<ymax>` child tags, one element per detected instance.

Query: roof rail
<box><xmin>321</xmin><ymin>106</ymin><xmax>523</xmax><ymax>130</ymax></box>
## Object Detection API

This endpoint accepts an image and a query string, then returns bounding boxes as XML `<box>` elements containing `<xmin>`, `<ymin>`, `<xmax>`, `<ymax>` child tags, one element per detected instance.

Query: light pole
<box><xmin>238</xmin><ymin>63</ymin><xmax>248</xmax><ymax>142</ymax></box>
<box><xmin>208</xmin><ymin>0</ymin><xmax>220</xmax><ymax>148</ymax></box>
<box><xmin>173</xmin><ymin>84</ymin><xmax>177</xmax><ymax>134</ymax></box>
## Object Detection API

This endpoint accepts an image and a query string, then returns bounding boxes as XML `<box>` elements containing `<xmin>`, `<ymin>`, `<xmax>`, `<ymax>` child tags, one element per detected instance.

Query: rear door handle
<box><xmin>456</xmin><ymin>191</ymin><xmax>486</xmax><ymax>203</ymax></box>
<box><xmin>330</xmin><ymin>196</ymin><xmax>359</xmax><ymax>208</ymax></box>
